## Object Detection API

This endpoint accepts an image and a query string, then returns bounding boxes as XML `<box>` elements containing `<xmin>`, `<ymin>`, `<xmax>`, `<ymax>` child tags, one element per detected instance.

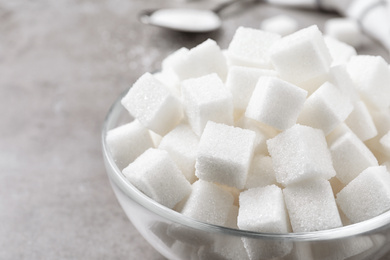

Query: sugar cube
<box><xmin>324</xmin><ymin>36</ymin><xmax>357</xmax><ymax>66</ymax></box>
<box><xmin>347</xmin><ymin>55</ymin><xmax>390</xmax><ymax>109</ymax></box>
<box><xmin>181</xmin><ymin>179</ymin><xmax>234</xmax><ymax>226</ymax></box>
<box><xmin>345</xmin><ymin>101</ymin><xmax>378</xmax><ymax>141</ymax></box>
<box><xmin>225</xmin><ymin>66</ymin><xmax>277</xmax><ymax>116</ymax></box>
<box><xmin>170</xmin><ymin>39</ymin><xmax>227</xmax><ymax>81</ymax></box>
<box><xmin>200</xmin><ymin>205</ymin><xmax>250</xmax><ymax>260</ymax></box>
<box><xmin>196</xmin><ymin>121</ymin><xmax>256</xmax><ymax>189</ymax></box>
<box><xmin>336</xmin><ymin>166</ymin><xmax>390</xmax><ymax>223</ymax></box>
<box><xmin>324</xmin><ymin>18</ymin><xmax>362</xmax><ymax>48</ymax></box>
<box><xmin>238</xmin><ymin>185</ymin><xmax>292</xmax><ymax>259</ymax></box>
<box><xmin>267</xmin><ymin>124</ymin><xmax>336</xmax><ymax>186</ymax></box>
<box><xmin>328</xmin><ymin>64</ymin><xmax>360</xmax><ymax>104</ymax></box>
<box><xmin>181</xmin><ymin>73</ymin><xmax>233</xmax><ymax>136</ymax></box>
<box><xmin>122</xmin><ymin>148</ymin><xmax>191</xmax><ymax>209</ymax></box>
<box><xmin>270</xmin><ymin>25</ymin><xmax>332</xmax><ymax>85</ymax></box>
<box><xmin>245</xmin><ymin>155</ymin><xmax>277</xmax><ymax>189</ymax></box>
<box><xmin>245</xmin><ymin>76</ymin><xmax>308</xmax><ymax>131</ymax></box>
<box><xmin>159</xmin><ymin>124</ymin><xmax>199</xmax><ymax>183</ymax></box>
<box><xmin>298</xmin><ymin>81</ymin><xmax>353</xmax><ymax>135</ymax></box>
<box><xmin>238</xmin><ymin>185</ymin><xmax>290</xmax><ymax>233</ymax></box>
<box><xmin>153</xmin><ymin>71</ymin><xmax>181</xmax><ymax>97</ymax></box>
<box><xmin>235</xmin><ymin>116</ymin><xmax>279</xmax><ymax>155</ymax></box>
<box><xmin>380</xmin><ymin>130</ymin><xmax>390</xmax><ymax>155</ymax></box>
<box><xmin>329</xmin><ymin>131</ymin><xmax>378</xmax><ymax>184</ymax></box>
<box><xmin>227</xmin><ymin>26</ymin><xmax>281</xmax><ymax>68</ymax></box>
<box><xmin>284</xmin><ymin>179</ymin><xmax>342</xmax><ymax>232</ymax></box>
<box><xmin>162</xmin><ymin>47</ymin><xmax>189</xmax><ymax>72</ymax></box>
<box><xmin>121</xmin><ymin>72</ymin><xmax>183</xmax><ymax>135</ymax></box>
<box><xmin>260</xmin><ymin>15</ymin><xmax>298</xmax><ymax>36</ymax></box>
<box><xmin>370</xmin><ymin>108</ymin><xmax>390</xmax><ymax>136</ymax></box>
<box><xmin>106</xmin><ymin>120</ymin><xmax>154</xmax><ymax>170</ymax></box>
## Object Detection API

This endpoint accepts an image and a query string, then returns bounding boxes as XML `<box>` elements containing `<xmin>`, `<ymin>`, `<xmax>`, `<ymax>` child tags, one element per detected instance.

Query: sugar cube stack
<box><xmin>106</xmin><ymin>24</ymin><xmax>390</xmax><ymax>252</ymax></box>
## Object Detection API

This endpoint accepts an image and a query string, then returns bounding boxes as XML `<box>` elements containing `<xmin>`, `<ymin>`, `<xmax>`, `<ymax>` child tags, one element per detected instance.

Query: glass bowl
<box><xmin>102</xmin><ymin>90</ymin><xmax>390</xmax><ymax>260</ymax></box>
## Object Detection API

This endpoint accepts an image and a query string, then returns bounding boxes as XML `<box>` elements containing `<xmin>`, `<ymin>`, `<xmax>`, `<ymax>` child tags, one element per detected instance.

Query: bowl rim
<box><xmin>102</xmin><ymin>88</ymin><xmax>390</xmax><ymax>241</ymax></box>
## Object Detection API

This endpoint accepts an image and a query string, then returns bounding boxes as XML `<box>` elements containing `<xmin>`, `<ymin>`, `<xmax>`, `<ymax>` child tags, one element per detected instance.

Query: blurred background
<box><xmin>1</xmin><ymin>0</ymin><xmax>389</xmax><ymax>259</ymax></box>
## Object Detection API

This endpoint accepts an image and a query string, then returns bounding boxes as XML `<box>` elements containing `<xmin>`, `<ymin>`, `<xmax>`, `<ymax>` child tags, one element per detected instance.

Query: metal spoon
<box><xmin>138</xmin><ymin>0</ymin><xmax>243</xmax><ymax>33</ymax></box>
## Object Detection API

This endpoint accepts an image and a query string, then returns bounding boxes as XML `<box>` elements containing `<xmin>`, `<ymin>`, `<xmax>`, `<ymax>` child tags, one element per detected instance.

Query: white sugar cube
<box><xmin>106</xmin><ymin>120</ymin><xmax>154</xmax><ymax>170</ymax></box>
<box><xmin>347</xmin><ymin>55</ymin><xmax>390</xmax><ymax>109</ymax></box>
<box><xmin>227</xmin><ymin>26</ymin><xmax>281</xmax><ymax>68</ymax></box>
<box><xmin>270</xmin><ymin>25</ymin><xmax>332</xmax><ymax>85</ymax></box>
<box><xmin>181</xmin><ymin>179</ymin><xmax>234</xmax><ymax>225</ymax></box>
<box><xmin>328</xmin><ymin>64</ymin><xmax>360</xmax><ymax>103</ymax></box>
<box><xmin>284</xmin><ymin>179</ymin><xmax>342</xmax><ymax>232</ymax></box>
<box><xmin>121</xmin><ymin>73</ymin><xmax>183</xmax><ymax>135</ymax></box>
<box><xmin>123</xmin><ymin>148</ymin><xmax>191</xmax><ymax>209</ymax></box>
<box><xmin>238</xmin><ymin>185</ymin><xmax>290</xmax><ymax>233</ymax></box>
<box><xmin>324</xmin><ymin>18</ymin><xmax>362</xmax><ymax>48</ymax></box>
<box><xmin>267</xmin><ymin>124</ymin><xmax>336</xmax><ymax>186</ymax></box>
<box><xmin>235</xmin><ymin>116</ymin><xmax>279</xmax><ymax>155</ymax></box>
<box><xmin>370</xmin><ymin>108</ymin><xmax>390</xmax><ymax>137</ymax></box>
<box><xmin>298</xmin><ymin>81</ymin><xmax>354</xmax><ymax>135</ymax></box>
<box><xmin>200</xmin><ymin>206</ymin><xmax>250</xmax><ymax>260</ymax></box>
<box><xmin>170</xmin><ymin>39</ymin><xmax>227</xmax><ymax>81</ymax></box>
<box><xmin>324</xmin><ymin>36</ymin><xmax>357</xmax><ymax>66</ymax></box>
<box><xmin>225</xmin><ymin>66</ymin><xmax>277</xmax><ymax>115</ymax></box>
<box><xmin>238</xmin><ymin>185</ymin><xmax>292</xmax><ymax>259</ymax></box>
<box><xmin>162</xmin><ymin>47</ymin><xmax>189</xmax><ymax>71</ymax></box>
<box><xmin>159</xmin><ymin>124</ymin><xmax>199</xmax><ymax>183</ymax></box>
<box><xmin>326</xmin><ymin>123</ymin><xmax>353</xmax><ymax>145</ymax></box>
<box><xmin>196</xmin><ymin>121</ymin><xmax>256</xmax><ymax>189</ymax></box>
<box><xmin>181</xmin><ymin>73</ymin><xmax>233</xmax><ymax>136</ymax></box>
<box><xmin>345</xmin><ymin>101</ymin><xmax>378</xmax><ymax>141</ymax></box>
<box><xmin>153</xmin><ymin>70</ymin><xmax>181</xmax><ymax>97</ymax></box>
<box><xmin>380</xmin><ymin>131</ymin><xmax>390</xmax><ymax>155</ymax></box>
<box><xmin>330</xmin><ymin>131</ymin><xmax>378</xmax><ymax>184</ymax></box>
<box><xmin>245</xmin><ymin>76</ymin><xmax>307</xmax><ymax>131</ymax></box>
<box><xmin>245</xmin><ymin>155</ymin><xmax>277</xmax><ymax>189</ymax></box>
<box><xmin>148</xmin><ymin>130</ymin><xmax>162</xmax><ymax>147</ymax></box>
<box><xmin>336</xmin><ymin>166</ymin><xmax>390</xmax><ymax>223</ymax></box>
<box><xmin>260</xmin><ymin>15</ymin><xmax>298</xmax><ymax>36</ymax></box>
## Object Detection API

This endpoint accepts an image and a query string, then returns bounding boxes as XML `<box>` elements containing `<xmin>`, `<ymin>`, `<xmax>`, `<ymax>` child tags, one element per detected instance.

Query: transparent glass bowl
<box><xmin>102</xmin><ymin>90</ymin><xmax>390</xmax><ymax>260</ymax></box>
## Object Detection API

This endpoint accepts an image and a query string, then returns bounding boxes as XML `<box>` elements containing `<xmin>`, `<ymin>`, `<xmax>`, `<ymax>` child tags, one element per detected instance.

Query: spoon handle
<box><xmin>212</xmin><ymin>0</ymin><xmax>245</xmax><ymax>14</ymax></box>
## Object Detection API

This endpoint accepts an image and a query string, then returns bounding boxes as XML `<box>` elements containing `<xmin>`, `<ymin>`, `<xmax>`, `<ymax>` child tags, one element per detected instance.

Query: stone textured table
<box><xmin>1</xmin><ymin>0</ymin><xmax>389</xmax><ymax>259</ymax></box>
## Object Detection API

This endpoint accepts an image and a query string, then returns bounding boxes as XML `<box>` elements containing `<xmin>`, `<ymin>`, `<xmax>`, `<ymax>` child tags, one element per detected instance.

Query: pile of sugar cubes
<box><xmin>107</xmin><ymin>25</ymin><xmax>390</xmax><ymax>237</ymax></box>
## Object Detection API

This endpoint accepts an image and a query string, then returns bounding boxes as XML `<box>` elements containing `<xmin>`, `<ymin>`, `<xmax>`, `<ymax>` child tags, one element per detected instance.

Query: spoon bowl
<box><xmin>139</xmin><ymin>8</ymin><xmax>222</xmax><ymax>33</ymax></box>
<box><xmin>138</xmin><ymin>0</ymin><xmax>242</xmax><ymax>33</ymax></box>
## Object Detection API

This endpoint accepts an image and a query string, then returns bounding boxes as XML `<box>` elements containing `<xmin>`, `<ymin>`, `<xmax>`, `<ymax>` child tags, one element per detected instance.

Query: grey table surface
<box><xmin>1</xmin><ymin>1</ymin><xmax>389</xmax><ymax>259</ymax></box>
